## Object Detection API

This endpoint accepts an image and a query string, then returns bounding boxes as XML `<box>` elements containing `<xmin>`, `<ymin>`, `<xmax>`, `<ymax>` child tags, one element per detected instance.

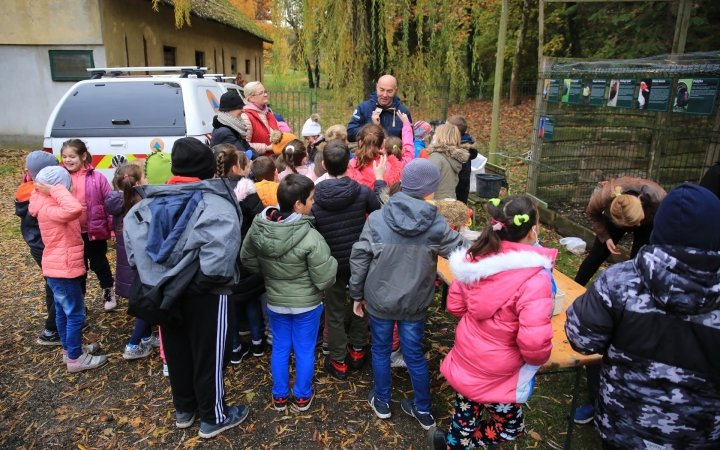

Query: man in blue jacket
<box><xmin>347</xmin><ymin>75</ymin><xmax>412</xmax><ymax>142</ymax></box>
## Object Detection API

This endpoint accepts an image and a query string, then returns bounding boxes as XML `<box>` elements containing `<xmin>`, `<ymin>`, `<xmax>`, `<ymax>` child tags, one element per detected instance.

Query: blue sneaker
<box><xmin>573</xmin><ymin>402</ymin><xmax>595</xmax><ymax>424</ymax></box>
<box><xmin>368</xmin><ymin>390</ymin><xmax>391</xmax><ymax>419</ymax></box>
<box><xmin>198</xmin><ymin>405</ymin><xmax>249</xmax><ymax>438</ymax></box>
<box><xmin>400</xmin><ymin>398</ymin><xmax>436</xmax><ymax>430</ymax></box>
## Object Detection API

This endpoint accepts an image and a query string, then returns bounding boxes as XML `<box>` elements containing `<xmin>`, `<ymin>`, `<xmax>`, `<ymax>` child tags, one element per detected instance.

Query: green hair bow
<box><xmin>488</xmin><ymin>198</ymin><xmax>501</xmax><ymax>207</ymax></box>
<box><xmin>514</xmin><ymin>214</ymin><xmax>530</xmax><ymax>226</ymax></box>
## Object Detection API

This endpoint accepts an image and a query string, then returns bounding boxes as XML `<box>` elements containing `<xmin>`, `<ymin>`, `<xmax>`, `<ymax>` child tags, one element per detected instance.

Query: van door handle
<box><xmin>112</xmin><ymin>119</ymin><xmax>130</xmax><ymax>125</ymax></box>
<box><xmin>110</xmin><ymin>140</ymin><xmax>127</xmax><ymax>148</ymax></box>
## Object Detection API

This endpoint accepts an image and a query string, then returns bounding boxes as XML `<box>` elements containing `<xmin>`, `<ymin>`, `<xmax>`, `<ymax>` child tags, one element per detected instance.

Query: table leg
<box><xmin>441</xmin><ymin>281</ymin><xmax>448</xmax><ymax>311</ymax></box>
<box><xmin>564</xmin><ymin>367</ymin><xmax>583</xmax><ymax>450</ymax></box>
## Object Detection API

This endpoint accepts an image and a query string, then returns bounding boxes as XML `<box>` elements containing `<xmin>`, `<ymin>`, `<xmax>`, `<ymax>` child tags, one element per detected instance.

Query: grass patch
<box><xmin>0</xmin><ymin>165</ymin><xmax>16</xmax><ymax>175</ymax></box>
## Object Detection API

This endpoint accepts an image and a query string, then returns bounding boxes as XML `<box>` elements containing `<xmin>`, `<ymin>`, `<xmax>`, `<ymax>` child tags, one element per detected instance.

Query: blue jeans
<box><xmin>233</xmin><ymin>297</ymin><xmax>264</xmax><ymax>349</ymax></box>
<box><xmin>267</xmin><ymin>305</ymin><xmax>323</xmax><ymax>399</ymax></box>
<box><xmin>370</xmin><ymin>315</ymin><xmax>431</xmax><ymax>413</ymax></box>
<box><xmin>46</xmin><ymin>277</ymin><xmax>86</xmax><ymax>360</ymax></box>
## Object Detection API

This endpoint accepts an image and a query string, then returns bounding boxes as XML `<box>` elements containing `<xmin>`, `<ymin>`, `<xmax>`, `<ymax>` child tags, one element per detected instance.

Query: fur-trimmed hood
<box><xmin>426</xmin><ymin>143</ymin><xmax>472</xmax><ymax>164</ymax></box>
<box><xmin>450</xmin><ymin>241</ymin><xmax>556</xmax><ymax>284</ymax></box>
<box><xmin>234</xmin><ymin>177</ymin><xmax>257</xmax><ymax>202</ymax></box>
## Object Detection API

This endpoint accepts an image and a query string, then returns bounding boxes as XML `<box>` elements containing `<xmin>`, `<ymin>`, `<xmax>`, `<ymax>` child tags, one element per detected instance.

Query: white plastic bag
<box><xmin>559</xmin><ymin>237</ymin><xmax>587</xmax><ymax>256</ymax></box>
<box><xmin>468</xmin><ymin>153</ymin><xmax>488</xmax><ymax>193</ymax></box>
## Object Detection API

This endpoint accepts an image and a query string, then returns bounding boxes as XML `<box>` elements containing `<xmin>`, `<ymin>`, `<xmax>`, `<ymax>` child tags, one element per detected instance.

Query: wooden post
<box><xmin>489</xmin><ymin>0</ymin><xmax>510</xmax><ymax>164</ymax></box>
<box><xmin>538</xmin><ymin>0</ymin><xmax>544</xmax><ymax>70</ymax></box>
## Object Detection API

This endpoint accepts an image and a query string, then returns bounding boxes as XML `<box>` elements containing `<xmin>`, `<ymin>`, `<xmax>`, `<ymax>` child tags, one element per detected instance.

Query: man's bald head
<box><xmin>376</xmin><ymin>75</ymin><xmax>398</xmax><ymax>107</ymax></box>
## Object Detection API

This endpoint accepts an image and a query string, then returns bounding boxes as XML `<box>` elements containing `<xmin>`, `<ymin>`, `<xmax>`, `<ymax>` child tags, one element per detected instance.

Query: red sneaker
<box><xmin>295</xmin><ymin>390</ymin><xmax>314</xmax><ymax>411</ymax></box>
<box><xmin>324</xmin><ymin>356</ymin><xmax>348</xmax><ymax>380</ymax></box>
<box><xmin>348</xmin><ymin>347</ymin><xmax>366</xmax><ymax>370</ymax></box>
<box><xmin>273</xmin><ymin>396</ymin><xmax>288</xmax><ymax>411</ymax></box>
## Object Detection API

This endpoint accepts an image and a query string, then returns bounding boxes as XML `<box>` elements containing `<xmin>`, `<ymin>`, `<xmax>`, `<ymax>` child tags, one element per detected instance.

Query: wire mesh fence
<box><xmin>526</xmin><ymin>52</ymin><xmax>720</xmax><ymax>226</ymax></box>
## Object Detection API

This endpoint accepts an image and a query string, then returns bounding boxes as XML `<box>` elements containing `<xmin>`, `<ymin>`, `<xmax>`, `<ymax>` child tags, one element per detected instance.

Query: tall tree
<box><xmin>509</xmin><ymin>0</ymin><xmax>531</xmax><ymax>106</ymax></box>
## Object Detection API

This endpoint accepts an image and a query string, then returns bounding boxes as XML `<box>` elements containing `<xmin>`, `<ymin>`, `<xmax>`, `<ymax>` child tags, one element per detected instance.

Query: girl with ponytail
<box><xmin>347</xmin><ymin>117</ymin><xmax>413</xmax><ymax>188</ymax></box>
<box><xmin>431</xmin><ymin>195</ymin><xmax>556</xmax><ymax>449</ymax></box>
<box><xmin>278</xmin><ymin>139</ymin><xmax>312</xmax><ymax>181</ymax></box>
<box><xmin>105</xmin><ymin>163</ymin><xmax>161</xmax><ymax>360</ymax></box>
<box><xmin>575</xmin><ymin>176</ymin><xmax>666</xmax><ymax>286</ymax></box>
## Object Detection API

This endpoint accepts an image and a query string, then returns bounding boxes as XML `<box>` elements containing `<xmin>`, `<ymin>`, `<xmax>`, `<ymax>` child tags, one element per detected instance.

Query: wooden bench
<box><xmin>436</xmin><ymin>256</ymin><xmax>600</xmax><ymax>450</ymax></box>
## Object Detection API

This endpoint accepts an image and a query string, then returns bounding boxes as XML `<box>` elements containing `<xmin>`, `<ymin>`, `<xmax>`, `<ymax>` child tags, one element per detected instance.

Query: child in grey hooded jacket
<box><xmin>350</xmin><ymin>159</ymin><xmax>467</xmax><ymax>430</ymax></box>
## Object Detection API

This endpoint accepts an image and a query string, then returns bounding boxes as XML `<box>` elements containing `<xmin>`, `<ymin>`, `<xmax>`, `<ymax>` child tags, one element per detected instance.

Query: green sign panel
<box><xmin>539</xmin><ymin>116</ymin><xmax>555</xmax><ymax>141</ymax></box>
<box><xmin>561</xmin><ymin>79</ymin><xmax>582</xmax><ymax>104</ymax></box>
<box><xmin>547</xmin><ymin>79</ymin><xmax>561</xmax><ymax>102</ymax></box>
<box><xmin>638</xmin><ymin>78</ymin><xmax>673</xmax><ymax>112</ymax></box>
<box><xmin>674</xmin><ymin>78</ymin><xmax>719</xmax><ymax>115</ymax></box>
<box><xmin>607</xmin><ymin>78</ymin><xmax>636</xmax><ymax>109</ymax></box>
<box><xmin>581</xmin><ymin>79</ymin><xmax>606</xmax><ymax>106</ymax></box>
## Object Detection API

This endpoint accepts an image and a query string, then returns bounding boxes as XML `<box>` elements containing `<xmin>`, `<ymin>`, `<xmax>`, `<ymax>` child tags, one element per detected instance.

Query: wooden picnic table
<box><xmin>436</xmin><ymin>256</ymin><xmax>601</xmax><ymax>450</ymax></box>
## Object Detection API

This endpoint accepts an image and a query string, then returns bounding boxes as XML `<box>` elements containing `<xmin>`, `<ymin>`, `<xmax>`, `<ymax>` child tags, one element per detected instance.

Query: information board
<box><xmin>561</xmin><ymin>79</ymin><xmax>582</xmax><ymax>104</ymax></box>
<box><xmin>548</xmin><ymin>79</ymin><xmax>561</xmax><ymax>102</ymax></box>
<box><xmin>538</xmin><ymin>116</ymin><xmax>555</xmax><ymax>141</ymax></box>
<box><xmin>607</xmin><ymin>79</ymin><xmax>636</xmax><ymax>109</ymax></box>
<box><xmin>581</xmin><ymin>79</ymin><xmax>606</xmax><ymax>106</ymax></box>
<box><xmin>673</xmin><ymin>78</ymin><xmax>719</xmax><ymax>115</ymax></box>
<box><xmin>641</xmin><ymin>78</ymin><xmax>673</xmax><ymax>112</ymax></box>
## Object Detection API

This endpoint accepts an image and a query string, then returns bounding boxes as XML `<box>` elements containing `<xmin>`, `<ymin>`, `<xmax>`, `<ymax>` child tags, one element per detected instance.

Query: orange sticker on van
<box><xmin>150</xmin><ymin>139</ymin><xmax>165</xmax><ymax>152</ymax></box>
<box><xmin>207</xmin><ymin>90</ymin><xmax>220</xmax><ymax>112</ymax></box>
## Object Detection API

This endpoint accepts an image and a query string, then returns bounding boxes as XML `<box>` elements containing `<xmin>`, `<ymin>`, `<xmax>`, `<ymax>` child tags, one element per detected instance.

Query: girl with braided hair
<box><xmin>429</xmin><ymin>195</ymin><xmax>556</xmax><ymax>450</ymax></box>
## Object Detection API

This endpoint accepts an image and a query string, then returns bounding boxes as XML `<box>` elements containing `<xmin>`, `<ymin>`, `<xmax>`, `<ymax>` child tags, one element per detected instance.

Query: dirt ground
<box><xmin>0</xmin><ymin>101</ymin><xmax>603</xmax><ymax>450</ymax></box>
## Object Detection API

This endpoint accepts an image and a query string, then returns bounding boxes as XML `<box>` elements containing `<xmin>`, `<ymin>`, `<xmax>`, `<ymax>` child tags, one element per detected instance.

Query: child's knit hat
<box><xmin>650</xmin><ymin>183</ymin><xmax>720</xmax><ymax>251</ymax></box>
<box><xmin>171</xmin><ymin>138</ymin><xmax>215</xmax><ymax>180</ymax></box>
<box><xmin>26</xmin><ymin>151</ymin><xmax>59</xmax><ymax>179</ymax></box>
<box><xmin>401</xmin><ymin>159</ymin><xmax>440</xmax><ymax>198</ymax></box>
<box><xmin>301</xmin><ymin>114</ymin><xmax>322</xmax><ymax>137</ymax></box>
<box><xmin>413</xmin><ymin>121</ymin><xmax>432</xmax><ymax>140</ymax></box>
<box><xmin>270</xmin><ymin>130</ymin><xmax>298</xmax><ymax>156</ymax></box>
<box><xmin>36</xmin><ymin>166</ymin><xmax>71</xmax><ymax>190</ymax></box>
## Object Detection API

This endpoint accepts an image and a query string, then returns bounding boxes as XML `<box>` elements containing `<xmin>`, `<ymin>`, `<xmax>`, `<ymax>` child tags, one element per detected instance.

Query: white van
<box><xmin>43</xmin><ymin>66</ymin><xmax>227</xmax><ymax>182</ymax></box>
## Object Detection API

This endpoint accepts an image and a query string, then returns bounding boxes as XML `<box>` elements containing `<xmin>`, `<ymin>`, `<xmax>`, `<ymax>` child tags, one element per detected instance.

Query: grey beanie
<box><xmin>401</xmin><ymin>159</ymin><xmax>441</xmax><ymax>198</ymax></box>
<box><xmin>26</xmin><ymin>151</ymin><xmax>59</xmax><ymax>179</ymax></box>
<box><xmin>36</xmin><ymin>166</ymin><xmax>71</xmax><ymax>190</ymax></box>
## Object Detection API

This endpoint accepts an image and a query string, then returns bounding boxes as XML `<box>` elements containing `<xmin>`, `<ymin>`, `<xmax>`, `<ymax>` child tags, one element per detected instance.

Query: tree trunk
<box><xmin>509</xmin><ymin>0</ymin><xmax>531</xmax><ymax>106</ymax></box>
<box><xmin>566</xmin><ymin>2</ymin><xmax>582</xmax><ymax>57</ymax></box>
<box><xmin>306</xmin><ymin>58</ymin><xmax>315</xmax><ymax>89</ymax></box>
<box><xmin>314</xmin><ymin>59</ymin><xmax>320</xmax><ymax>89</ymax></box>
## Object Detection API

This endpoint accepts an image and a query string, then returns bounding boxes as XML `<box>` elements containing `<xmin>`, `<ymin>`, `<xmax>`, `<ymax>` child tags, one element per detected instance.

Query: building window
<box><xmin>48</xmin><ymin>50</ymin><xmax>94</xmax><ymax>81</ymax></box>
<box><xmin>163</xmin><ymin>46</ymin><xmax>176</xmax><ymax>66</ymax></box>
<box><xmin>230</xmin><ymin>57</ymin><xmax>237</xmax><ymax>75</ymax></box>
<box><xmin>246</xmin><ymin>59</ymin><xmax>251</xmax><ymax>75</ymax></box>
<box><xmin>195</xmin><ymin>51</ymin><xmax>205</xmax><ymax>68</ymax></box>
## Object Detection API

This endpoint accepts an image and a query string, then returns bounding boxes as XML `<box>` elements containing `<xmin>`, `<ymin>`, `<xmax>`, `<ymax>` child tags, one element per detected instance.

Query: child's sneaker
<box><xmin>265</xmin><ymin>328</ymin><xmax>273</xmax><ymax>346</ymax></box>
<box><xmin>295</xmin><ymin>390</ymin><xmax>314</xmax><ymax>411</ymax></box>
<box><xmin>273</xmin><ymin>395</ymin><xmax>288</xmax><ymax>411</ymax></box>
<box><xmin>163</xmin><ymin>363</ymin><xmax>169</xmax><ymax>377</ymax></box>
<box><xmin>400</xmin><ymin>399</ymin><xmax>436</xmax><ymax>430</ymax></box>
<box><xmin>67</xmin><ymin>353</ymin><xmax>108</xmax><ymax>373</ymax></box>
<box><xmin>324</xmin><ymin>356</ymin><xmax>348</xmax><ymax>380</ymax></box>
<box><xmin>230</xmin><ymin>342</ymin><xmax>251</xmax><ymax>365</ymax></box>
<box><xmin>348</xmin><ymin>347</ymin><xmax>366</xmax><ymax>370</ymax></box>
<box><xmin>62</xmin><ymin>343</ymin><xmax>101</xmax><ymax>363</ymax></box>
<box><xmin>103</xmin><ymin>287</ymin><xmax>117</xmax><ymax>312</ymax></box>
<box><xmin>321</xmin><ymin>342</ymin><xmax>329</xmax><ymax>355</ymax></box>
<box><xmin>141</xmin><ymin>333</ymin><xmax>161</xmax><ymax>348</ymax></box>
<box><xmin>37</xmin><ymin>330</ymin><xmax>62</xmax><ymax>346</ymax></box>
<box><xmin>368</xmin><ymin>390</ymin><xmax>391</xmax><ymax>419</ymax></box>
<box><xmin>123</xmin><ymin>343</ymin><xmax>152</xmax><ymax>360</ymax></box>
<box><xmin>251</xmin><ymin>341</ymin><xmax>265</xmax><ymax>357</ymax></box>
<box><xmin>390</xmin><ymin>348</ymin><xmax>407</xmax><ymax>368</ymax></box>
<box><xmin>198</xmin><ymin>404</ymin><xmax>249</xmax><ymax>439</ymax></box>
<box><xmin>573</xmin><ymin>402</ymin><xmax>595</xmax><ymax>424</ymax></box>
<box><xmin>175</xmin><ymin>410</ymin><xmax>196</xmax><ymax>429</ymax></box>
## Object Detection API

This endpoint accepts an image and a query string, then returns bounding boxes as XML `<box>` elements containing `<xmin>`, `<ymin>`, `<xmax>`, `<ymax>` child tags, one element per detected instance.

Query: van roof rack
<box><xmin>205</xmin><ymin>73</ymin><xmax>224</xmax><ymax>81</ymax></box>
<box><xmin>88</xmin><ymin>66</ymin><xmax>209</xmax><ymax>79</ymax></box>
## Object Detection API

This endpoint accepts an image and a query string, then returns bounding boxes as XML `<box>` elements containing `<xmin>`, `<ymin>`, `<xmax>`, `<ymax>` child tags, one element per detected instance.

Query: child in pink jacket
<box><xmin>30</xmin><ymin>167</ymin><xmax>108</xmax><ymax>373</ymax></box>
<box><xmin>429</xmin><ymin>195</ymin><xmax>556</xmax><ymax>449</ymax></box>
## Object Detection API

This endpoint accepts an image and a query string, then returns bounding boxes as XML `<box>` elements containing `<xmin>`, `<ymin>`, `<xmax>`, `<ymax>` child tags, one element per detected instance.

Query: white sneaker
<box><xmin>390</xmin><ymin>349</ymin><xmax>407</xmax><ymax>368</ymax></box>
<box><xmin>163</xmin><ymin>363</ymin><xmax>169</xmax><ymax>377</ymax></box>
<box><xmin>67</xmin><ymin>352</ymin><xmax>108</xmax><ymax>372</ymax></box>
<box><xmin>62</xmin><ymin>342</ymin><xmax>100</xmax><ymax>363</ymax></box>
<box><xmin>141</xmin><ymin>333</ymin><xmax>161</xmax><ymax>348</ymax></box>
<box><xmin>123</xmin><ymin>343</ymin><xmax>152</xmax><ymax>360</ymax></box>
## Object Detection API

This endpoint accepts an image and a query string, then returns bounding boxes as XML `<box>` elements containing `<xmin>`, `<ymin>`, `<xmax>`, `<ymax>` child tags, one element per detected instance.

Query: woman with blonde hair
<box><xmin>241</xmin><ymin>81</ymin><xmax>280</xmax><ymax>156</ymax></box>
<box><xmin>575</xmin><ymin>177</ymin><xmax>666</xmax><ymax>287</ymax></box>
<box><xmin>426</xmin><ymin>124</ymin><xmax>471</xmax><ymax>200</ymax></box>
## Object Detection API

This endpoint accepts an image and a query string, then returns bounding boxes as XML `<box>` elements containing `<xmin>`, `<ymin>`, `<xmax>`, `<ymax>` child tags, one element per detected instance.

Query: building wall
<box><xmin>0</xmin><ymin>45</ymin><xmax>107</xmax><ymax>148</ymax></box>
<box><xmin>100</xmin><ymin>0</ymin><xmax>265</xmax><ymax>81</ymax></box>
<box><xmin>0</xmin><ymin>0</ymin><xmax>103</xmax><ymax>45</ymax></box>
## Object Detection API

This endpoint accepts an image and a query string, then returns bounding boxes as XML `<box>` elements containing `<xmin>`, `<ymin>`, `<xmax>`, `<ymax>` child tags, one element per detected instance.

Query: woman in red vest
<box><xmin>241</xmin><ymin>81</ymin><xmax>280</xmax><ymax>156</ymax></box>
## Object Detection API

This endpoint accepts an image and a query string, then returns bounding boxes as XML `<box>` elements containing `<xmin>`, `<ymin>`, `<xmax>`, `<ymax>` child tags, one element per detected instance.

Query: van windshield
<box><xmin>51</xmin><ymin>81</ymin><xmax>186</xmax><ymax>137</ymax></box>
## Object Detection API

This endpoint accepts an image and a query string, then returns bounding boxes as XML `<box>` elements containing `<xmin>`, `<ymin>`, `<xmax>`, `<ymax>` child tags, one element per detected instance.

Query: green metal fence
<box><xmin>267</xmin><ymin>90</ymin><xmax>316</xmax><ymax>135</ymax></box>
